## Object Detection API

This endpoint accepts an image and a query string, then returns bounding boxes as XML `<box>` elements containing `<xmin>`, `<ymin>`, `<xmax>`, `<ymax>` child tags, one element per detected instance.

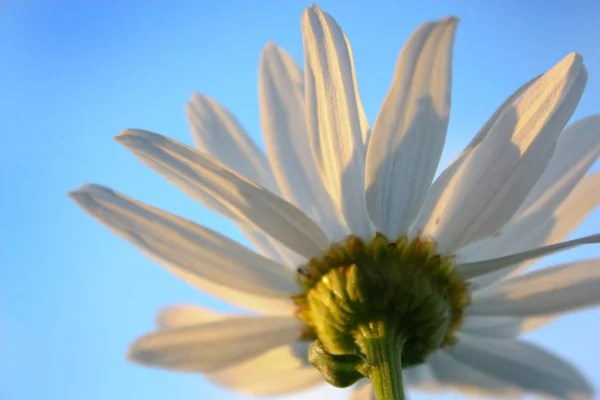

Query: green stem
<box><xmin>356</xmin><ymin>320</ymin><xmax>405</xmax><ymax>400</ymax></box>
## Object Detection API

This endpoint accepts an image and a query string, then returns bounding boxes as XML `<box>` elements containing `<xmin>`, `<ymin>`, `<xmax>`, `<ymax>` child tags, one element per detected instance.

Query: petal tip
<box><xmin>302</xmin><ymin>3</ymin><xmax>324</xmax><ymax>23</ymax></box>
<box><xmin>190</xmin><ymin>92</ymin><xmax>209</xmax><ymax>103</ymax></box>
<box><xmin>264</xmin><ymin>40</ymin><xmax>278</xmax><ymax>51</ymax></box>
<box><xmin>125</xmin><ymin>342</ymin><xmax>144</xmax><ymax>364</ymax></box>
<box><xmin>68</xmin><ymin>184</ymin><xmax>92</xmax><ymax>197</ymax></box>
<box><xmin>115</xmin><ymin>129</ymin><xmax>137</xmax><ymax>143</ymax></box>
<box><xmin>67</xmin><ymin>189</ymin><xmax>83</xmax><ymax>201</ymax></box>
<box><xmin>442</xmin><ymin>15</ymin><xmax>460</xmax><ymax>24</ymax></box>
<box><xmin>261</xmin><ymin>41</ymin><xmax>280</xmax><ymax>63</ymax></box>
<box><xmin>125</xmin><ymin>335</ymin><xmax>159</xmax><ymax>365</ymax></box>
<box><xmin>308</xmin><ymin>3</ymin><xmax>322</xmax><ymax>12</ymax></box>
<box><xmin>68</xmin><ymin>184</ymin><xmax>111</xmax><ymax>206</ymax></box>
<box><xmin>69</xmin><ymin>184</ymin><xmax>109</xmax><ymax>198</ymax></box>
<box><xmin>440</xmin><ymin>16</ymin><xmax>460</xmax><ymax>36</ymax></box>
<box><xmin>116</xmin><ymin>128</ymin><xmax>154</xmax><ymax>145</ymax></box>
<box><xmin>568</xmin><ymin>51</ymin><xmax>584</xmax><ymax>63</ymax></box>
<box><xmin>559</xmin><ymin>51</ymin><xmax>584</xmax><ymax>73</ymax></box>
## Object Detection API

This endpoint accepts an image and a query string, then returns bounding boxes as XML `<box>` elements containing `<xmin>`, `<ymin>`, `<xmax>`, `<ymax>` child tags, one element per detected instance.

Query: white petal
<box><xmin>117</xmin><ymin>129</ymin><xmax>330</xmax><ymax>260</ymax></box>
<box><xmin>457</xmin><ymin>115</ymin><xmax>600</xmax><ymax>264</ymax></box>
<box><xmin>407</xmin><ymin>75</ymin><xmax>540</xmax><ymax>240</ymax></box>
<box><xmin>461</xmin><ymin>315</ymin><xmax>558</xmax><ymax>338</ymax></box>
<box><xmin>460</xmin><ymin>316</ymin><xmax>523</xmax><ymax>337</ymax></box>
<box><xmin>447</xmin><ymin>334</ymin><xmax>594</xmax><ymax>399</ymax></box>
<box><xmin>459</xmin><ymin>316</ymin><xmax>529</xmax><ymax>337</ymax></box>
<box><xmin>185</xmin><ymin>94</ymin><xmax>301</xmax><ymax>266</ymax></box>
<box><xmin>456</xmin><ymin>233</ymin><xmax>600</xmax><ymax>280</ymax></box>
<box><xmin>259</xmin><ymin>41</ymin><xmax>348</xmax><ymax>240</ymax></box>
<box><xmin>146</xmin><ymin>180</ymin><xmax>297</xmax><ymax>267</ymax></box>
<box><xmin>186</xmin><ymin>93</ymin><xmax>278</xmax><ymax>193</ymax></box>
<box><xmin>428</xmin><ymin>351</ymin><xmax>519</xmax><ymax>397</ymax></box>
<box><xmin>156</xmin><ymin>305</ymin><xmax>227</xmax><ymax>330</ymax></box>
<box><xmin>208</xmin><ymin>341</ymin><xmax>323</xmax><ymax>396</ymax></box>
<box><xmin>365</xmin><ymin>18</ymin><xmax>458</xmax><ymax>238</ymax></box>
<box><xmin>128</xmin><ymin>316</ymin><xmax>302</xmax><ymax>373</ymax></box>
<box><xmin>468</xmin><ymin>259</ymin><xmax>600</xmax><ymax>317</ymax></box>
<box><xmin>302</xmin><ymin>4</ymin><xmax>373</xmax><ymax>238</ymax></box>
<box><xmin>461</xmin><ymin>75</ymin><xmax>542</xmax><ymax>157</ymax></box>
<box><xmin>411</xmin><ymin>53</ymin><xmax>587</xmax><ymax>254</ymax></box>
<box><xmin>156</xmin><ymin>306</ymin><xmax>325</xmax><ymax>395</ymax></box>
<box><xmin>516</xmin><ymin>115</ymin><xmax>600</xmax><ymax>219</ymax></box>
<box><xmin>154</xmin><ymin>303</ymin><xmax>352</xmax><ymax>385</ymax></box>
<box><xmin>350</xmin><ymin>381</ymin><xmax>374</xmax><ymax>400</ymax></box>
<box><xmin>238</xmin><ymin>226</ymin><xmax>304</xmax><ymax>267</ymax></box>
<box><xmin>464</xmin><ymin>116</ymin><xmax>600</xmax><ymax>284</ymax></box>
<box><xmin>69</xmin><ymin>185</ymin><xmax>296</xmax><ymax>315</ymax></box>
<box><xmin>459</xmin><ymin>171</ymin><xmax>600</xmax><ymax>287</ymax></box>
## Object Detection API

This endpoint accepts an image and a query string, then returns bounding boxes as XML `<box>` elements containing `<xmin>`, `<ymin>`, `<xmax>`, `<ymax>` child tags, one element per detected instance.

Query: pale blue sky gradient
<box><xmin>1</xmin><ymin>1</ymin><xmax>599</xmax><ymax>400</ymax></box>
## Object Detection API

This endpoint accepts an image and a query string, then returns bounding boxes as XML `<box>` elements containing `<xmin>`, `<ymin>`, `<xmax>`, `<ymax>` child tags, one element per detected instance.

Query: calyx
<box><xmin>293</xmin><ymin>234</ymin><xmax>470</xmax><ymax>388</ymax></box>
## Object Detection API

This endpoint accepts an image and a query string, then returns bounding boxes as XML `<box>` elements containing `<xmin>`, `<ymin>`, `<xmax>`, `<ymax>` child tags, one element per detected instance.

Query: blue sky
<box><xmin>1</xmin><ymin>1</ymin><xmax>599</xmax><ymax>400</ymax></box>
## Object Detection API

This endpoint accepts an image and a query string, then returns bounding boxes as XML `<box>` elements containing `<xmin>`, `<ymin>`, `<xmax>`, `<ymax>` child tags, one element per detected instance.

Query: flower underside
<box><xmin>293</xmin><ymin>234</ymin><xmax>470</xmax><ymax>387</ymax></box>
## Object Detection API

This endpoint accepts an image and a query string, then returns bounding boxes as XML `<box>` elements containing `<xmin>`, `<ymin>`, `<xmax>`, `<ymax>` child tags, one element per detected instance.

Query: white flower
<box><xmin>70</xmin><ymin>4</ymin><xmax>599</xmax><ymax>400</ymax></box>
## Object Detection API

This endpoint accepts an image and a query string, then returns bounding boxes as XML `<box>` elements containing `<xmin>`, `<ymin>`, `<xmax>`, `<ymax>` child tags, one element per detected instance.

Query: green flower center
<box><xmin>293</xmin><ymin>234</ymin><xmax>470</xmax><ymax>388</ymax></box>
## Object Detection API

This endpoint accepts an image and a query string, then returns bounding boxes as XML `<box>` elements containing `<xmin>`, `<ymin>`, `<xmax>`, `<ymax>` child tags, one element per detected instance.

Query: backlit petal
<box><xmin>459</xmin><ymin>172</ymin><xmax>600</xmax><ymax>285</ymax></box>
<box><xmin>128</xmin><ymin>316</ymin><xmax>301</xmax><ymax>373</ymax></box>
<box><xmin>117</xmin><ymin>129</ymin><xmax>330</xmax><ymax>260</ymax></box>
<box><xmin>447</xmin><ymin>334</ymin><xmax>593</xmax><ymax>400</ymax></box>
<box><xmin>366</xmin><ymin>18</ymin><xmax>457</xmax><ymax>238</ymax></box>
<box><xmin>413</xmin><ymin>53</ymin><xmax>587</xmax><ymax>254</ymax></box>
<box><xmin>469</xmin><ymin>259</ymin><xmax>600</xmax><ymax>317</ymax></box>
<box><xmin>208</xmin><ymin>341</ymin><xmax>323</xmax><ymax>396</ymax></box>
<box><xmin>69</xmin><ymin>185</ymin><xmax>296</xmax><ymax>315</ymax></box>
<box><xmin>259</xmin><ymin>41</ymin><xmax>348</xmax><ymax>240</ymax></box>
<box><xmin>302</xmin><ymin>4</ymin><xmax>372</xmax><ymax>238</ymax></box>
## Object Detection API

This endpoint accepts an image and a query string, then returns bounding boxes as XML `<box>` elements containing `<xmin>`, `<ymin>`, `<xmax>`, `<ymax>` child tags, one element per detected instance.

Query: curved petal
<box><xmin>459</xmin><ymin>316</ymin><xmax>524</xmax><ymax>337</ymax></box>
<box><xmin>185</xmin><ymin>94</ymin><xmax>300</xmax><ymax>266</ymax></box>
<box><xmin>428</xmin><ymin>351</ymin><xmax>519</xmax><ymax>398</ymax></box>
<box><xmin>456</xmin><ymin>233</ymin><xmax>600</xmax><ymax>280</ymax></box>
<box><xmin>259</xmin><ymin>41</ymin><xmax>348</xmax><ymax>240</ymax></box>
<box><xmin>457</xmin><ymin>115</ymin><xmax>600</xmax><ymax>260</ymax></box>
<box><xmin>69</xmin><ymin>185</ymin><xmax>296</xmax><ymax>315</ymax></box>
<box><xmin>208</xmin><ymin>341</ymin><xmax>323</xmax><ymax>396</ymax></box>
<box><xmin>516</xmin><ymin>115</ymin><xmax>600</xmax><ymax>219</ymax></box>
<box><xmin>461</xmin><ymin>75</ymin><xmax>542</xmax><ymax>158</ymax></box>
<box><xmin>365</xmin><ymin>18</ymin><xmax>457</xmax><ymax>239</ymax></box>
<box><xmin>460</xmin><ymin>145</ymin><xmax>600</xmax><ymax>291</ymax></box>
<box><xmin>460</xmin><ymin>315</ymin><xmax>559</xmax><ymax>338</ymax></box>
<box><xmin>411</xmin><ymin>53</ymin><xmax>587</xmax><ymax>254</ymax></box>
<box><xmin>302</xmin><ymin>4</ymin><xmax>372</xmax><ymax>238</ymax></box>
<box><xmin>239</xmin><ymin>226</ymin><xmax>304</xmax><ymax>268</ymax></box>
<box><xmin>156</xmin><ymin>305</ymin><xmax>324</xmax><ymax>395</ymax></box>
<box><xmin>459</xmin><ymin>171</ymin><xmax>600</xmax><ymax>287</ymax></box>
<box><xmin>446</xmin><ymin>334</ymin><xmax>594</xmax><ymax>400</ymax></box>
<box><xmin>128</xmin><ymin>316</ymin><xmax>302</xmax><ymax>373</ymax></box>
<box><xmin>116</xmin><ymin>129</ymin><xmax>330</xmax><ymax>260</ymax></box>
<box><xmin>186</xmin><ymin>93</ymin><xmax>278</xmax><ymax>193</ymax></box>
<box><xmin>469</xmin><ymin>259</ymin><xmax>600</xmax><ymax>317</ymax></box>
<box><xmin>407</xmin><ymin>75</ymin><xmax>540</xmax><ymax>240</ymax></box>
<box><xmin>156</xmin><ymin>305</ymin><xmax>227</xmax><ymax>330</ymax></box>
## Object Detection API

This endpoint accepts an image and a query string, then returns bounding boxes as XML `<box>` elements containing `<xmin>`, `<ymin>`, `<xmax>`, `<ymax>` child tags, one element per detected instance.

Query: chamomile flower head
<box><xmin>70</xmin><ymin>4</ymin><xmax>599</xmax><ymax>400</ymax></box>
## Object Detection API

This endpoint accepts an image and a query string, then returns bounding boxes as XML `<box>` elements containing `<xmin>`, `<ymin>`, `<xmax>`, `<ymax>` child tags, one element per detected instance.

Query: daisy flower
<box><xmin>70</xmin><ymin>4</ymin><xmax>599</xmax><ymax>400</ymax></box>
